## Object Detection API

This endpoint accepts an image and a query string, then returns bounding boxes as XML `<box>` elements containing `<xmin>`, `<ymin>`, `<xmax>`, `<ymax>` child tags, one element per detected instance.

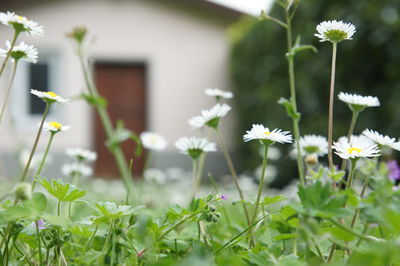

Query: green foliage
<box><xmin>38</xmin><ymin>178</ymin><xmax>86</xmax><ymax>202</ymax></box>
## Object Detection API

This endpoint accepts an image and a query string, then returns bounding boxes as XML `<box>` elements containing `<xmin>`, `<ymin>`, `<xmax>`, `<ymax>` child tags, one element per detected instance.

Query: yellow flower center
<box><xmin>49</xmin><ymin>122</ymin><xmax>62</xmax><ymax>130</ymax></box>
<box><xmin>264</xmin><ymin>131</ymin><xmax>271</xmax><ymax>135</ymax></box>
<box><xmin>347</xmin><ymin>147</ymin><xmax>362</xmax><ymax>154</ymax></box>
<box><xmin>45</xmin><ymin>91</ymin><xmax>58</xmax><ymax>97</ymax></box>
<box><xmin>16</xmin><ymin>15</ymin><xmax>26</xmax><ymax>21</ymax></box>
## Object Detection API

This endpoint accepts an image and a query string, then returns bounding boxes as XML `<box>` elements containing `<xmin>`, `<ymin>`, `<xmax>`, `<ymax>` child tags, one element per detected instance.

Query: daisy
<box><xmin>0</xmin><ymin>12</ymin><xmax>44</xmax><ymax>38</ymax></box>
<box><xmin>43</xmin><ymin>121</ymin><xmax>71</xmax><ymax>133</ymax></box>
<box><xmin>189</xmin><ymin>103</ymin><xmax>231</xmax><ymax>129</ymax></box>
<box><xmin>338</xmin><ymin>92</ymin><xmax>380</xmax><ymax>112</ymax></box>
<box><xmin>62</xmin><ymin>163</ymin><xmax>93</xmax><ymax>177</ymax></box>
<box><xmin>175</xmin><ymin>137</ymin><xmax>216</xmax><ymax>160</ymax></box>
<box><xmin>362</xmin><ymin>129</ymin><xmax>400</xmax><ymax>151</ymax></box>
<box><xmin>205</xmin><ymin>88</ymin><xmax>233</xmax><ymax>100</ymax></box>
<box><xmin>332</xmin><ymin>135</ymin><xmax>380</xmax><ymax>160</ymax></box>
<box><xmin>296</xmin><ymin>135</ymin><xmax>328</xmax><ymax>157</ymax></box>
<box><xmin>140</xmin><ymin>131</ymin><xmax>168</xmax><ymax>151</ymax></box>
<box><xmin>0</xmin><ymin>41</ymin><xmax>38</xmax><ymax>63</ymax></box>
<box><xmin>66</xmin><ymin>148</ymin><xmax>97</xmax><ymax>162</ymax></box>
<box><xmin>243</xmin><ymin>124</ymin><xmax>292</xmax><ymax>145</ymax></box>
<box><xmin>315</xmin><ymin>20</ymin><xmax>356</xmax><ymax>43</ymax></box>
<box><xmin>31</xmin><ymin>89</ymin><xmax>69</xmax><ymax>104</ymax></box>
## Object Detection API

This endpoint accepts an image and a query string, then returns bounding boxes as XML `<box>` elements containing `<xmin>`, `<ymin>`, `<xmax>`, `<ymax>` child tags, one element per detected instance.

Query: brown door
<box><xmin>94</xmin><ymin>62</ymin><xmax>146</xmax><ymax>178</ymax></box>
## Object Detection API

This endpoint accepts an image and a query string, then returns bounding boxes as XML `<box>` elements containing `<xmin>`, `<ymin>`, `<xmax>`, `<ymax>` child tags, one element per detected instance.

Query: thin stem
<box><xmin>284</xmin><ymin>8</ymin><xmax>305</xmax><ymax>185</ymax></box>
<box><xmin>191</xmin><ymin>159</ymin><xmax>198</xmax><ymax>199</ymax></box>
<box><xmin>350</xmin><ymin>176</ymin><xmax>369</xmax><ymax>228</ymax></box>
<box><xmin>98</xmin><ymin>220</ymin><xmax>114</xmax><ymax>264</ymax></box>
<box><xmin>328</xmin><ymin>218</ymin><xmax>371</xmax><ymax>242</ymax></box>
<box><xmin>215</xmin><ymin>128</ymin><xmax>251</xmax><ymax>225</ymax></box>
<box><xmin>346</xmin><ymin>160</ymin><xmax>357</xmax><ymax>191</ymax></box>
<box><xmin>328</xmin><ymin>42</ymin><xmax>338</xmax><ymax>168</ymax></box>
<box><xmin>207</xmin><ymin>174</ymin><xmax>232</xmax><ymax>228</ymax></box>
<box><xmin>35</xmin><ymin>220</ymin><xmax>43</xmax><ymax>265</ymax></box>
<box><xmin>84</xmin><ymin>225</ymin><xmax>98</xmax><ymax>251</ymax></box>
<box><xmin>0</xmin><ymin>60</ymin><xmax>18</xmax><ymax>124</ymax></box>
<box><xmin>121</xmin><ymin>231</ymin><xmax>138</xmax><ymax>255</ymax></box>
<box><xmin>32</xmin><ymin>132</ymin><xmax>56</xmax><ymax>191</ymax></box>
<box><xmin>341</xmin><ymin>110</ymin><xmax>360</xmax><ymax>170</ymax></box>
<box><xmin>250</xmin><ymin>144</ymin><xmax>269</xmax><ymax>242</ymax></box>
<box><xmin>0</xmin><ymin>30</ymin><xmax>19</xmax><ymax>78</ymax></box>
<box><xmin>19</xmin><ymin>103</ymin><xmax>51</xmax><ymax>184</ymax></box>
<box><xmin>77</xmin><ymin>46</ymin><xmax>133</xmax><ymax>199</ymax></box>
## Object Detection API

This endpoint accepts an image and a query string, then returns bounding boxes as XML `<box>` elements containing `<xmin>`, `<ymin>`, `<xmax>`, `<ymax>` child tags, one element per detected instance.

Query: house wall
<box><xmin>0</xmin><ymin>0</ymin><xmax>239</xmax><ymax>176</ymax></box>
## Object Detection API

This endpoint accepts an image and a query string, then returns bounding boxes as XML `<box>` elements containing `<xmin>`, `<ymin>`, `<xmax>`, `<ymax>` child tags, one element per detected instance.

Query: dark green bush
<box><xmin>230</xmin><ymin>0</ymin><xmax>400</xmax><ymax>186</ymax></box>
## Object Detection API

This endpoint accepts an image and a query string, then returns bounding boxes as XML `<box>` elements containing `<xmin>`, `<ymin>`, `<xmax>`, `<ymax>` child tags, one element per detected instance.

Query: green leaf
<box><xmin>1</xmin><ymin>193</ymin><xmax>47</xmax><ymax>221</ymax></box>
<box><xmin>105</xmin><ymin>120</ymin><xmax>142</xmax><ymax>156</ymax></box>
<box><xmin>262</xmin><ymin>195</ymin><xmax>286</xmax><ymax>205</ymax></box>
<box><xmin>80</xmin><ymin>93</ymin><xmax>108</xmax><ymax>107</ymax></box>
<box><xmin>321</xmin><ymin>227</ymin><xmax>355</xmax><ymax>242</ymax></box>
<box><xmin>278</xmin><ymin>97</ymin><xmax>301</xmax><ymax>121</ymax></box>
<box><xmin>93</xmin><ymin>202</ymin><xmax>143</xmax><ymax>220</ymax></box>
<box><xmin>286</xmin><ymin>36</ymin><xmax>317</xmax><ymax>59</ymax></box>
<box><xmin>273</xmin><ymin>233</ymin><xmax>298</xmax><ymax>241</ymax></box>
<box><xmin>38</xmin><ymin>178</ymin><xmax>86</xmax><ymax>202</ymax></box>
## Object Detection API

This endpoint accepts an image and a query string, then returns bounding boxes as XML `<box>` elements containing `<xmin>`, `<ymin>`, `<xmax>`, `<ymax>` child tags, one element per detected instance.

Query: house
<box><xmin>0</xmin><ymin>0</ymin><xmax>245</xmax><ymax>178</ymax></box>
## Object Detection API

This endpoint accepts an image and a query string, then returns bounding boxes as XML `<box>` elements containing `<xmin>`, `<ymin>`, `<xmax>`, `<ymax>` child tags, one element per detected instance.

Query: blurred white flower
<box><xmin>205</xmin><ymin>88</ymin><xmax>233</xmax><ymax>99</ymax></box>
<box><xmin>175</xmin><ymin>137</ymin><xmax>216</xmax><ymax>160</ymax></box>
<box><xmin>165</xmin><ymin>167</ymin><xmax>187</xmax><ymax>182</ymax></box>
<box><xmin>338</xmin><ymin>92</ymin><xmax>380</xmax><ymax>112</ymax></box>
<box><xmin>31</xmin><ymin>90</ymin><xmax>69</xmax><ymax>104</ymax></box>
<box><xmin>333</xmin><ymin>135</ymin><xmax>380</xmax><ymax>160</ymax></box>
<box><xmin>66</xmin><ymin>148</ymin><xmax>97</xmax><ymax>162</ymax></box>
<box><xmin>144</xmin><ymin>168</ymin><xmax>167</xmax><ymax>184</ymax></box>
<box><xmin>0</xmin><ymin>41</ymin><xmax>38</xmax><ymax>63</ymax></box>
<box><xmin>315</xmin><ymin>20</ymin><xmax>355</xmax><ymax>43</ymax></box>
<box><xmin>62</xmin><ymin>163</ymin><xmax>92</xmax><ymax>177</ymax></box>
<box><xmin>238</xmin><ymin>175</ymin><xmax>257</xmax><ymax>193</ymax></box>
<box><xmin>189</xmin><ymin>103</ymin><xmax>231</xmax><ymax>129</ymax></box>
<box><xmin>0</xmin><ymin>12</ymin><xmax>44</xmax><ymax>38</ymax></box>
<box><xmin>296</xmin><ymin>135</ymin><xmax>328</xmax><ymax>157</ymax></box>
<box><xmin>243</xmin><ymin>124</ymin><xmax>292</xmax><ymax>144</ymax></box>
<box><xmin>255</xmin><ymin>164</ymin><xmax>277</xmax><ymax>184</ymax></box>
<box><xmin>140</xmin><ymin>131</ymin><xmax>167</xmax><ymax>151</ymax></box>
<box><xmin>259</xmin><ymin>146</ymin><xmax>281</xmax><ymax>160</ymax></box>
<box><xmin>42</xmin><ymin>121</ymin><xmax>70</xmax><ymax>133</ymax></box>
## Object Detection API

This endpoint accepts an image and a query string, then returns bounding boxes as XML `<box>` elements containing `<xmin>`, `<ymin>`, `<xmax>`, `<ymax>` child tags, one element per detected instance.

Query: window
<box><xmin>11</xmin><ymin>52</ymin><xmax>60</xmax><ymax>130</ymax></box>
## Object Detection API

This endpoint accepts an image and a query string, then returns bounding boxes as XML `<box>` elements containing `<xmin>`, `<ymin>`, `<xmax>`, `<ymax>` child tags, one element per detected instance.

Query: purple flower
<box><xmin>31</xmin><ymin>219</ymin><xmax>46</xmax><ymax>230</ymax></box>
<box><xmin>387</xmin><ymin>160</ymin><xmax>400</xmax><ymax>180</ymax></box>
<box><xmin>219</xmin><ymin>194</ymin><xmax>228</xmax><ymax>200</ymax></box>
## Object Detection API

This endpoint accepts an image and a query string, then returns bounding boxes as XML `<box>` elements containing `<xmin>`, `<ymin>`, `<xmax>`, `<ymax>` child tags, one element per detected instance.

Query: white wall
<box><xmin>0</xmin><ymin>0</ymin><xmax>237</xmax><ymax>159</ymax></box>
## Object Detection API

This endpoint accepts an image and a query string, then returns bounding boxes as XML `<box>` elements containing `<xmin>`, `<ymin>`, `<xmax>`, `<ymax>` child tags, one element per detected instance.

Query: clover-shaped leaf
<box><xmin>38</xmin><ymin>178</ymin><xmax>86</xmax><ymax>202</ymax></box>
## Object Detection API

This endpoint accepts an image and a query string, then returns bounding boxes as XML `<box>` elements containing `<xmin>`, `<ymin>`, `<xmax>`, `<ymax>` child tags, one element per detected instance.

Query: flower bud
<box><xmin>305</xmin><ymin>154</ymin><xmax>318</xmax><ymax>167</ymax></box>
<box><xmin>14</xmin><ymin>182</ymin><xmax>32</xmax><ymax>201</ymax></box>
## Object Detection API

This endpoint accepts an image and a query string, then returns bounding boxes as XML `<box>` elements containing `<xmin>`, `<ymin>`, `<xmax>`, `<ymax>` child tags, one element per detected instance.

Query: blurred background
<box><xmin>0</xmin><ymin>0</ymin><xmax>398</xmax><ymax>190</ymax></box>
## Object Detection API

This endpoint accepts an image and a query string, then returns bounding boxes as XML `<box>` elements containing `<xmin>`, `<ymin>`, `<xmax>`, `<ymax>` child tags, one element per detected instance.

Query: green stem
<box><xmin>328</xmin><ymin>42</ymin><xmax>338</xmax><ymax>168</ymax></box>
<box><xmin>285</xmin><ymin>8</ymin><xmax>305</xmax><ymax>185</ymax></box>
<box><xmin>328</xmin><ymin>218</ymin><xmax>371</xmax><ymax>242</ymax></box>
<box><xmin>346</xmin><ymin>159</ymin><xmax>358</xmax><ymax>191</ymax></box>
<box><xmin>341</xmin><ymin>110</ymin><xmax>360</xmax><ymax>170</ymax></box>
<box><xmin>250</xmin><ymin>144</ymin><xmax>269</xmax><ymax>243</ymax></box>
<box><xmin>77</xmin><ymin>46</ymin><xmax>133</xmax><ymax>197</ymax></box>
<box><xmin>84</xmin><ymin>225</ymin><xmax>98</xmax><ymax>251</ymax></box>
<box><xmin>350</xmin><ymin>176</ymin><xmax>369</xmax><ymax>228</ymax></box>
<box><xmin>191</xmin><ymin>159</ymin><xmax>198</xmax><ymax>199</ymax></box>
<box><xmin>121</xmin><ymin>231</ymin><xmax>138</xmax><ymax>255</ymax></box>
<box><xmin>0</xmin><ymin>30</ymin><xmax>19</xmax><ymax>78</ymax></box>
<box><xmin>207</xmin><ymin>173</ymin><xmax>232</xmax><ymax>228</ymax></box>
<box><xmin>19</xmin><ymin>103</ymin><xmax>51</xmax><ymax>184</ymax></box>
<box><xmin>57</xmin><ymin>201</ymin><xmax>61</xmax><ymax>216</ymax></box>
<box><xmin>35</xmin><ymin>220</ymin><xmax>43</xmax><ymax>265</ymax></box>
<box><xmin>98</xmin><ymin>220</ymin><xmax>114</xmax><ymax>264</ymax></box>
<box><xmin>215</xmin><ymin>128</ymin><xmax>251</xmax><ymax>225</ymax></box>
<box><xmin>0</xmin><ymin>60</ymin><xmax>18</xmax><ymax>125</ymax></box>
<box><xmin>32</xmin><ymin>132</ymin><xmax>56</xmax><ymax>191</ymax></box>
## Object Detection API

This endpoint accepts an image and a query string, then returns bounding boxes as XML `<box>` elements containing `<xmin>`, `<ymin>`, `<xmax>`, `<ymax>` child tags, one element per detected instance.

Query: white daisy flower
<box><xmin>362</xmin><ymin>129</ymin><xmax>400</xmax><ymax>151</ymax></box>
<box><xmin>0</xmin><ymin>12</ymin><xmax>44</xmax><ymax>38</ymax></box>
<box><xmin>338</xmin><ymin>92</ymin><xmax>380</xmax><ymax>111</ymax></box>
<box><xmin>66</xmin><ymin>148</ymin><xmax>97</xmax><ymax>162</ymax></box>
<box><xmin>43</xmin><ymin>121</ymin><xmax>71</xmax><ymax>133</ymax></box>
<box><xmin>62</xmin><ymin>163</ymin><xmax>92</xmax><ymax>177</ymax></box>
<box><xmin>315</xmin><ymin>20</ymin><xmax>356</xmax><ymax>43</ymax></box>
<box><xmin>30</xmin><ymin>89</ymin><xmax>69</xmax><ymax>104</ymax></box>
<box><xmin>296</xmin><ymin>135</ymin><xmax>328</xmax><ymax>157</ymax></box>
<box><xmin>243</xmin><ymin>124</ymin><xmax>292</xmax><ymax>145</ymax></box>
<box><xmin>175</xmin><ymin>137</ymin><xmax>216</xmax><ymax>160</ymax></box>
<box><xmin>143</xmin><ymin>168</ymin><xmax>167</xmax><ymax>184</ymax></box>
<box><xmin>0</xmin><ymin>41</ymin><xmax>38</xmax><ymax>63</ymax></box>
<box><xmin>189</xmin><ymin>103</ymin><xmax>231</xmax><ymax>129</ymax></box>
<box><xmin>140</xmin><ymin>131</ymin><xmax>167</xmax><ymax>151</ymax></box>
<box><xmin>205</xmin><ymin>88</ymin><xmax>233</xmax><ymax>100</ymax></box>
<box><xmin>333</xmin><ymin>135</ymin><xmax>380</xmax><ymax>160</ymax></box>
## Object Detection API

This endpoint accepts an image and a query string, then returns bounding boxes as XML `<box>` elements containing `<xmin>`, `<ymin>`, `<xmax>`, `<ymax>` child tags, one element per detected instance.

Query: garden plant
<box><xmin>1</xmin><ymin>0</ymin><xmax>400</xmax><ymax>265</ymax></box>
